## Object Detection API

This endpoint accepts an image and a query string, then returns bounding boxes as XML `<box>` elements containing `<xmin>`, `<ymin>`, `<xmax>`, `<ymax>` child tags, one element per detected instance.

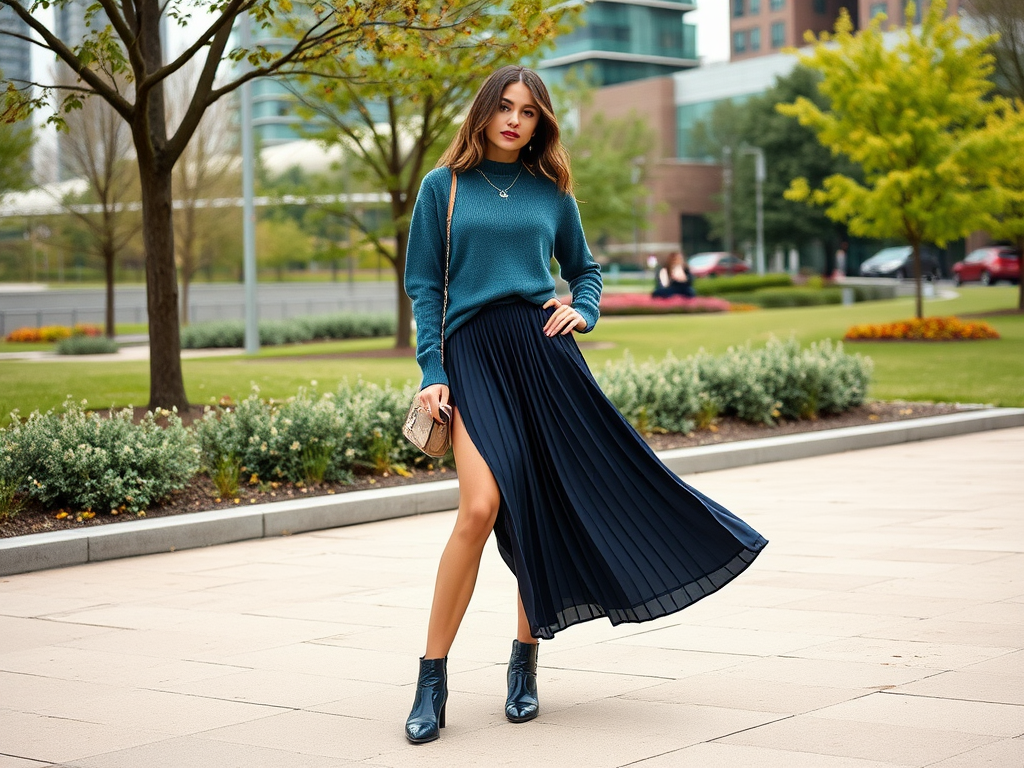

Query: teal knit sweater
<box><xmin>405</xmin><ymin>159</ymin><xmax>603</xmax><ymax>389</ymax></box>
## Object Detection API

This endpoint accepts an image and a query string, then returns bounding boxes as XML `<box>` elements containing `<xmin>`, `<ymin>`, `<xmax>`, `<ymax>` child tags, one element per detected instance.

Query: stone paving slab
<box><xmin>0</xmin><ymin>428</ymin><xmax>1021</xmax><ymax>767</ymax></box>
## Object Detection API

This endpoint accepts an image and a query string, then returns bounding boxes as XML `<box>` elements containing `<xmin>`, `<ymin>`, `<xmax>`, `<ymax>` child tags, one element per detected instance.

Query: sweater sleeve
<box><xmin>555</xmin><ymin>193</ymin><xmax>603</xmax><ymax>333</ymax></box>
<box><xmin>404</xmin><ymin>169</ymin><xmax>450</xmax><ymax>388</ymax></box>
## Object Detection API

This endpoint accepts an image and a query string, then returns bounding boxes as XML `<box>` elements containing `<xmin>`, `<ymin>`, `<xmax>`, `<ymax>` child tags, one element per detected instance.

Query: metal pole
<box><xmin>722</xmin><ymin>146</ymin><xmax>733</xmax><ymax>255</ymax></box>
<box><xmin>240</xmin><ymin>14</ymin><xmax>260</xmax><ymax>354</ymax></box>
<box><xmin>740</xmin><ymin>145</ymin><xmax>766</xmax><ymax>276</ymax></box>
<box><xmin>631</xmin><ymin>159</ymin><xmax>642</xmax><ymax>266</ymax></box>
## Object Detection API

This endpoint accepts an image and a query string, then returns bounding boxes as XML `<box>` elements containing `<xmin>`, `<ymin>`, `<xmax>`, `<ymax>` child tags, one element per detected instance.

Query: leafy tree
<box><xmin>973</xmin><ymin>102</ymin><xmax>1024</xmax><ymax>310</ymax></box>
<box><xmin>779</xmin><ymin>2</ymin><xmax>1002</xmax><ymax>318</ymax></box>
<box><xmin>290</xmin><ymin>0</ymin><xmax>578</xmax><ymax>349</ymax></box>
<box><xmin>690</xmin><ymin>66</ymin><xmax>858</xmax><ymax>260</ymax></box>
<box><xmin>257</xmin><ymin>215</ymin><xmax>314</xmax><ymax>279</ymax></box>
<box><xmin>59</xmin><ymin>70</ymin><xmax>142</xmax><ymax>338</ymax></box>
<box><xmin>0</xmin><ymin>0</ymin><xmax>488</xmax><ymax>410</ymax></box>
<box><xmin>167</xmin><ymin>63</ymin><xmax>238</xmax><ymax>325</ymax></box>
<box><xmin>558</xmin><ymin>73</ymin><xmax>656</xmax><ymax>254</ymax></box>
<box><xmin>0</xmin><ymin>119</ymin><xmax>32</xmax><ymax>200</ymax></box>
<box><xmin>970</xmin><ymin>0</ymin><xmax>1024</xmax><ymax>102</ymax></box>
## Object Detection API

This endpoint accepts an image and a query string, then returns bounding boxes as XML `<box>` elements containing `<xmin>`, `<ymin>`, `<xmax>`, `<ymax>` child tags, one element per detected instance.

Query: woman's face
<box><xmin>483</xmin><ymin>81</ymin><xmax>540</xmax><ymax>162</ymax></box>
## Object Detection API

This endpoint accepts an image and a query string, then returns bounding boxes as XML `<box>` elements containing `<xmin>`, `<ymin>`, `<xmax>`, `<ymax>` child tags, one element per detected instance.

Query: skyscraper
<box><xmin>540</xmin><ymin>0</ymin><xmax>699</xmax><ymax>87</ymax></box>
<box><xmin>0</xmin><ymin>4</ymin><xmax>32</xmax><ymax>88</ymax></box>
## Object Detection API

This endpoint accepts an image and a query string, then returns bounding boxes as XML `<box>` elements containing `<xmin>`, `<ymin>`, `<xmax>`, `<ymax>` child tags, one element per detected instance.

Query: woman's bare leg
<box><xmin>517</xmin><ymin>591</ymin><xmax>537</xmax><ymax>645</ymax></box>
<box><xmin>423</xmin><ymin>407</ymin><xmax>502</xmax><ymax>659</ymax></box>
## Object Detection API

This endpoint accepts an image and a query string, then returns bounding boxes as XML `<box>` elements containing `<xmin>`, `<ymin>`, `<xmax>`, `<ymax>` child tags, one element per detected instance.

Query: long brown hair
<box><xmin>438</xmin><ymin>65</ymin><xmax>573</xmax><ymax>195</ymax></box>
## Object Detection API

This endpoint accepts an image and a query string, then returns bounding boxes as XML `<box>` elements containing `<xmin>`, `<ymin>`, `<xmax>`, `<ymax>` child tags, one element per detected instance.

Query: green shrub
<box><xmin>180</xmin><ymin>312</ymin><xmax>396</xmax><ymax>349</ymax></box>
<box><xmin>599</xmin><ymin>337</ymin><xmax>873</xmax><ymax>429</ymax></box>
<box><xmin>694</xmin><ymin>273</ymin><xmax>793</xmax><ymax>296</ymax></box>
<box><xmin>336</xmin><ymin>380</ymin><xmax>426</xmax><ymax>473</ymax></box>
<box><xmin>746</xmin><ymin>287</ymin><xmax>843</xmax><ymax>308</ymax></box>
<box><xmin>56</xmin><ymin>335</ymin><xmax>119</xmax><ymax>355</ymax></box>
<box><xmin>597</xmin><ymin>352</ymin><xmax>701</xmax><ymax>434</ymax></box>
<box><xmin>0</xmin><ymin>440</ymin><xmax>24</xmax><ymax>520</ymax></box>
<box><xmin>194</xmin><ymin>387</ymin><xmax>355</xmax><ymax>486</ymax></box>
<box><xmin>2</xmin><ymin>400</ymin><xmax>199</xmax><ymax>513</ymax></box>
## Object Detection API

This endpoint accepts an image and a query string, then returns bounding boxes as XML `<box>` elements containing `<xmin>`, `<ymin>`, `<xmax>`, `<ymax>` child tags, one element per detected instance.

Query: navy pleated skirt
<box><xmin>445</xmin><ymin>299</ymin><xmax>768</xmax><ymax>640</ymax></box>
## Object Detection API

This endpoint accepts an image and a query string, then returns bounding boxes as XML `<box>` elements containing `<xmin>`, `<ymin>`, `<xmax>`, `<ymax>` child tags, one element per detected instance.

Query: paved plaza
<box><xmin>0</xmin><ymin>428</ymin><xmax>1021</xmax><ymax>767</ymax></box>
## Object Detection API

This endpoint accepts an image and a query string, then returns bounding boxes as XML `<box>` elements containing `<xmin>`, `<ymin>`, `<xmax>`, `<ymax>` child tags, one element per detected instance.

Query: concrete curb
<box><xmin>2</xmin><ymin>408</ymin><xmax>1022</xmax><ymax>578</ymax></box>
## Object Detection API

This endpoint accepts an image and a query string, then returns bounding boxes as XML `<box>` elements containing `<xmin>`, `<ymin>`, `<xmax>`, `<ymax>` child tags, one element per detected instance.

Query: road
<box><xmin>0</xmin><ymin>282</ymin><xmax>399</xmax><ymax>334</ymax></box>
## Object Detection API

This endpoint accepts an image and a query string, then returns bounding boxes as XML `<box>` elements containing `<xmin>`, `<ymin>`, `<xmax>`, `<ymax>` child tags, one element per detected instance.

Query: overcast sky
<box><xmin>691</xmin><ymin>0</ymin><xmax>731</xmax><ymax>64</ymax></box>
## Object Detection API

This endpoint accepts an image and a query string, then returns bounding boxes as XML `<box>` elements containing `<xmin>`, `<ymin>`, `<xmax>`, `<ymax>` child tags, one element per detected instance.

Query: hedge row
<box><xmin>693</xmin><ymin>273</ymin><xmax>794</xmax><ymax>296</ymax></box>
<box><xmin>0</xmin><ymin>339</ymin><xmax>873</xmax><ymax>517</ymax></box>
<box><xmin>180</xmin><ymin>312</ymin><xmax>396</xmax><ymax>349</ymax></box>
<box><xmin>597</xmin><ymin>337</ymin><xmax>872</xmax><ymax>433</ymax></box>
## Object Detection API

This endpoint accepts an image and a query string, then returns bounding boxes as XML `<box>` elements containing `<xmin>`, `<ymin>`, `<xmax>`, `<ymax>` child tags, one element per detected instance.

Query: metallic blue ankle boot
<box><xmin>505</xmin><ymin>640</ymin><xmax>539</xmax><ymax>723</ymax></box>
<box><xmin>405</xmin><ymin>656</ymin><xmax>448</xmax><ymax>744</ymax></box>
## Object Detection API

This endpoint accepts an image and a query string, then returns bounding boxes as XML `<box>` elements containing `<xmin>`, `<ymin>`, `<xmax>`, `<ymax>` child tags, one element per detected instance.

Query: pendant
<box><xmin>499</xmin><ymin>191</ymin><xmax>509</xmax><ymax>198</ymax></box>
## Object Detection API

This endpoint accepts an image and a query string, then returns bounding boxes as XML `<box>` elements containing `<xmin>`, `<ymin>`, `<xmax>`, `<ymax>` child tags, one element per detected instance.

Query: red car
<box><xmin>953</xmin><ymin>247</ymin><xmax>1021</xmax><ymax>286</ymax></box>
<box><xmin>687</xmin><ymin>252</ymin><xmax>751</xmax><ymax>278</ymax></box>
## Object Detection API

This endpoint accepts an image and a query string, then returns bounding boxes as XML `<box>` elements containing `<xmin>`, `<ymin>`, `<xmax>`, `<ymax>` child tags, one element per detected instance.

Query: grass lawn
<box><xmin>1</xmin><ymin>286</ymin><xmax>1020</xmax><ymax>423</ymax></box>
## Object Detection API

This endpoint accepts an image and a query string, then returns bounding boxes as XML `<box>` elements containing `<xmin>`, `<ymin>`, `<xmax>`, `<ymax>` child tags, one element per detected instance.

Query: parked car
<box><xmin>952</xmin><ymin>247</ymin><xmax>1021</xmax><ymax>286</ymax></box>
<box><xmin>688</xmin><ymin>252</ymin><xmax>750</xmax><ymax>278</ymax></box>
<box><xmin>858</xmin><ymin>246</ymin><xmax>942</xmax><ymax>280</ymax></box>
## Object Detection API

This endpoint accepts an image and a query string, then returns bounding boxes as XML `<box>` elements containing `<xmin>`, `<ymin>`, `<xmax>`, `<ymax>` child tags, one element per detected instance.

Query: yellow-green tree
<box><xmin>972</xmin><ymin>102</ymin><xmax>1024</xmax><ymax>311</ymax></box>
<box><xmin>779</xmin><ymin>2</ymin><xmax>1001</xmax><ymax>318</ymax></box>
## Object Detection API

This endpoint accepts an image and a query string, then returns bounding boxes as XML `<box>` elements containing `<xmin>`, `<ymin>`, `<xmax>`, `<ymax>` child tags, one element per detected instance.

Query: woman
<box><xmin>403</xmin><ymin>65</ymin><xmax>767</xmax><ymax>744</ymax></box>
<box><xmin>652</xmin><ymin>251</ymin><xmax>696</xmax><ymax>298</ymax></box>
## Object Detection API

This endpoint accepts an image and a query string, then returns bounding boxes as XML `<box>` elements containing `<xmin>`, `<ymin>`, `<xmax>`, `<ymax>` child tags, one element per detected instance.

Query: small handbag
<box><xmin>403</xmin><ymin>171</ymin><xmax>458</xmax><ymax>458</ymax></box>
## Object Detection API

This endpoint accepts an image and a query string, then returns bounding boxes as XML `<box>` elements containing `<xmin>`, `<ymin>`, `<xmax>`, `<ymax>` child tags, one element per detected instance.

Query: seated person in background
<box><xmin>652</xmin><ymin>251</ymin><xmax>696</xmax><ymax>298</ymax></box>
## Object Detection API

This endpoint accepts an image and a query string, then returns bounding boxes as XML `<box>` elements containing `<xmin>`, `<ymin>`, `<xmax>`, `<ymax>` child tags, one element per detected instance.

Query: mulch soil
<box><xmin>0</xmin><ymin>400</ymin><xmax>964</xmax><ymax>540</ymax></box>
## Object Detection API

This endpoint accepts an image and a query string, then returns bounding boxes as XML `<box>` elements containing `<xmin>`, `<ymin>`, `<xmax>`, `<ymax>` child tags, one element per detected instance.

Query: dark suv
<box><xmin>859</xmin><ymin>246</ymin><xmax>942</xmax><ymax>280</ymax></box>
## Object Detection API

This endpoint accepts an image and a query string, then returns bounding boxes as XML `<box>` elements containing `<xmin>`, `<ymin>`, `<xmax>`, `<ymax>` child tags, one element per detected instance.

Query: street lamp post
<box><xmin>630</xmin><ymin>157</ymin><xmax>643</xmax><ymax>267</ymax></box>
<box><xmin>240</xmin><ymin>13</ymin><xmax>259</xmax><ymax>354</ymax></box>
<box><xmin>740</xmin><ymin>144</ymin><xmax>766</xmax><ymax>276</ymax></box>
<box><xmin>722</xmin><ymin>145</ymin><xmax>733</xmax><ymax>256</ymax></box>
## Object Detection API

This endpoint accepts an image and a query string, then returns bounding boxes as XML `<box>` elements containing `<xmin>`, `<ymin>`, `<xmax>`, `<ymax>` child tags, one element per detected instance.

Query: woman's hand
<box><xmin>542</xmin><ymin>298</ymin><xmax>586</xmax><ymax>336</ymax></box>
<box><xmin>417</xmin><ymin>384</ymin><xmax>451</xmax><ymax>423</ymax></box>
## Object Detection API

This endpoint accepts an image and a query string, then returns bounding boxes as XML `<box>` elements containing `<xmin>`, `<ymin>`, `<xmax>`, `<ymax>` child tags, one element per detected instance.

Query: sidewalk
<box><xmin>1</xmin><ymin>428</ymin><xmax>1021</xmax><ymax>767</ymax></box>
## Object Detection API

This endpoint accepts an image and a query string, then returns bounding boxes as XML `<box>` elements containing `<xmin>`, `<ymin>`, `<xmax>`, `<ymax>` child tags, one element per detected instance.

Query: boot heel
<box><xmin>439</xmin><ymin>702</ymin><xmax>446</xmax><ymax>729</ymax></box>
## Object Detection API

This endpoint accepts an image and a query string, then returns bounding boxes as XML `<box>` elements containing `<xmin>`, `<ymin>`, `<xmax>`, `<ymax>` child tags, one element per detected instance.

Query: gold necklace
<box><xmin>476</xmin><ymin>165</ymin><xmax>523</xmax><ymax>199</ymax></box>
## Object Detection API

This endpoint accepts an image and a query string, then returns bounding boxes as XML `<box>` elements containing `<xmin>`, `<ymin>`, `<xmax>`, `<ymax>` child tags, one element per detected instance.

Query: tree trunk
<box><xmin>911</xmin><ymin>239</ymin><xmax>923</xmax><ymax>319</ymax></box>
<box><xmin>103</xmin><ymin>240</ymin><xmax>115</xmax><ymax>338</ymax></box>
<box><xmin>394</xmin><ymin>222</ymin><xmax>412</xmax><ymax>349</ymax></box>
<box><xmin>138</xmin><ymin>157</ymin><xmax>189</xmax><ymax>411</ymax></box>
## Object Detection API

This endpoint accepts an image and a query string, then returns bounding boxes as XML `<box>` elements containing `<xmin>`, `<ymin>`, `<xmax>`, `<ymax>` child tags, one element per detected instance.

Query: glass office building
<box><xmin>540</xmin><ymin>0</ymin><xmax>698</xmax><ymax>87</ymax></box>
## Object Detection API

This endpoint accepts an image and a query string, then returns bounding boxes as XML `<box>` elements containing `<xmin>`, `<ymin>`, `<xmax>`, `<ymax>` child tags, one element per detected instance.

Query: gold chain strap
<box><xmin>440</xmin><ymin>171</ymin><xmax>457</xmax><ymax>368</ymax></box>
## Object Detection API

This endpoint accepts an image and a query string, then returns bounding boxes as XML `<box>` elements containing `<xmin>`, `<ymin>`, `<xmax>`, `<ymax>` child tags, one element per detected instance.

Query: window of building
<box><xmin>769</xmin><ymin>0</ymin><xmax>783</xmax><ymax>10</ymax></box>
<box><xmin>814</xmin><ymin>0</ymin><xmax>827</xmax><ymax>12</ymax></box>
<box><xmin>750</xmin><ymin>27</ymin><xmax>761</xmax><ymax>51</ymax></box>
<box><xmin>733</xmin><ymin>0</ymin><xmax>744</xmax><ymax>17</ymax></box>
<box><xmin>733</xmin><ymin>29</ymin><xmax>747</xmax><ymax>53</ymax></box>
<box><xmin>870</xmin><ymin>2</ymin><xmax>887</xmax><ymax>18</ymax></box>
<box><xmin>771</xmin><ymin>21</ymin><xmax>785</xmax><ymax>48</ymax></box>
<box><xmin>749</xmin><ymin>0</ymin><xmax>761</xmax><ymax>13</ymax></box>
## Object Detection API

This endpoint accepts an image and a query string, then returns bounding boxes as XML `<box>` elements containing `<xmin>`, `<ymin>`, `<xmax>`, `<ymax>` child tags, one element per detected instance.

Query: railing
<box><xmin>0</xmin><ymin>295</ymin><xmax>395</xmax><ymax>337</ymax></box>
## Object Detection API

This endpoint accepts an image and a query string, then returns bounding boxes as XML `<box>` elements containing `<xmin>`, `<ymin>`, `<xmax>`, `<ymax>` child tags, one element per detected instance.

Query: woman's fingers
<box><xmin>417</xmin><ymin>384</ymin><xmax>450</xmax><ymax>422</ymax></box>
<box><xmin>544</xmin><ymin>305</ymin><xmax>583</xmax><ymax>336</ymax></box>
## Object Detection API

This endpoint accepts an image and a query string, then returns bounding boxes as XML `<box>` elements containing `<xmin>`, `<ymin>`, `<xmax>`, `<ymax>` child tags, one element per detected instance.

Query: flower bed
<box><xmin>4</xmin><ymin>324</ymin><xmax>102</xmax><ymax>343</ymax></box>
<box><xmin>844</xmin><ymin>316</ymin><xmax>1000</xmax><ymax>341</ymax></box>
